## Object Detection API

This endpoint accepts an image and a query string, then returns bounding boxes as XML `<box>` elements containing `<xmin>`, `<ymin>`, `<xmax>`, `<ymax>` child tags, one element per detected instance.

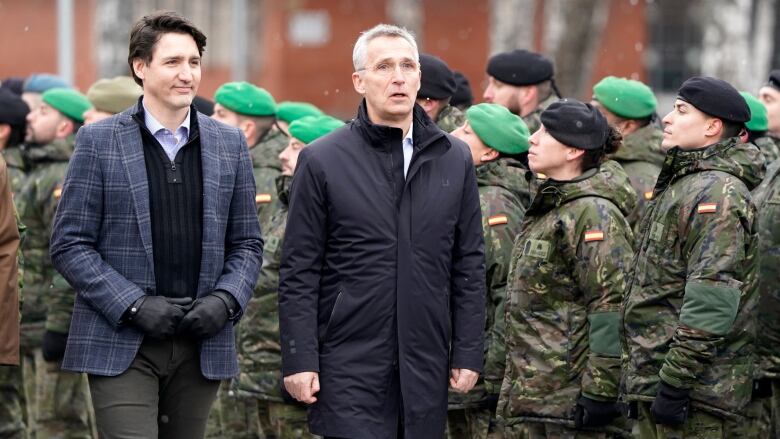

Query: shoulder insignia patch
<box><xmin>697</xmin><ymin>202</ymin><xmax>717</xmax><ymax>214</ymax></box>
<box><xmin>53</xmin><ymin>187</ymin><xmax>62</xmax><ymax>199</ymax></box>
<box><xmin>488</xmin><ymin>214</ymin><xmax>508</xmax><ymax>226</ymax></box>
<box><xmin>584</xmin><ymin>230</ymin><xmax>604</xmax><ymax>242</ymax></box>
<box><xmin>256</xmin><ymin>193</ymin><xmax>272</xmax><ymax>204</ymax></box>
<box><xmin>644</xmin><ymin>191</ymin><xmax>654</xmax><ymax>200</ymax></box>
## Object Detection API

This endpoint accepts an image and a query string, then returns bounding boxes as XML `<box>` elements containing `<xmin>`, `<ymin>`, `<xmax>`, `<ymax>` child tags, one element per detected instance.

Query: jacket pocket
<box><xmin>319</xmin><ymin>290</ymin><xmax>344</xmax><ymax>343</ymax></box>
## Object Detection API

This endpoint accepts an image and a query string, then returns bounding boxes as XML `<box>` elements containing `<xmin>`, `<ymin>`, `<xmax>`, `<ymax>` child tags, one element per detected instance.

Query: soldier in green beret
<box><xmin>741</xmin><ymin>91</ymin><xmax>779</xmax><ymax>165</ymax></box>
<box><xmin>18</xmin><ymin>87</ymin><xmax>95</xmax><ymax>438</ymax></box>
<box><xmin>227</xmin><ymin>115</ymin><xmax>343</xmax><ymax>439</ymax></box>
<box><xmin>211</xmin><ymin>81</ymin><xmax>286</xmax><ymax>231</ymax></box>
<box><xmin>447</xmin><ymin>103</ymin><xmax>530</xmax><ymax>439</ymax></box>
<box><xmin>275</xmin><ymin>101</ymin><xmax>323</xmax><ymax>137</ymax></box>
<box><xmin>591</xmin><ymin>76</ymin><xmax>664</xmax><ymax>229</ymax></box>
<box><xmin>83</xmin><ymin>76</ymin><xmax>142</xmax><ymax>125</ymax></box>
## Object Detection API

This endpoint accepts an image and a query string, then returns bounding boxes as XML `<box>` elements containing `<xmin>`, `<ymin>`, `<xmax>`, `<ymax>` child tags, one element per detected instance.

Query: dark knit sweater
<box><xmin>133</xmin><ymin>109</ymin><xmax>203</xmax><ymax>299</ymax></box>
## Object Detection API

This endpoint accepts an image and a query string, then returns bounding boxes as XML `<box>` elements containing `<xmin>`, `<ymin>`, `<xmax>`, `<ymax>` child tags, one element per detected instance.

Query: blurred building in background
<box><xmin>1</xmin><ymin>0</ymin><xmax>778</xmax><ymax>118</ymax></box>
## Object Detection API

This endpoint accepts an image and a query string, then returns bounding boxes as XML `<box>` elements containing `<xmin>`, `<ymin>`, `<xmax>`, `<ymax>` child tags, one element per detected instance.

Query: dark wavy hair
<box><xmin>580</xmin><ymin>126</ymin><xmax>622</xmax><ymax>170</ymax></box>
<box><xmin>127</xmin><ymin>11</ymin><xmax>207</xmax><ymax>87</ymax></box>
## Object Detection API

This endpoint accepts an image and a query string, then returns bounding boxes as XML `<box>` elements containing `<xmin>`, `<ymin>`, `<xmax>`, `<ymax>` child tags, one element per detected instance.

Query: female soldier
<box><xmin>497</xmin><ymin>99</ymin><xmax>636</xmax><ymax>439</ymax></box>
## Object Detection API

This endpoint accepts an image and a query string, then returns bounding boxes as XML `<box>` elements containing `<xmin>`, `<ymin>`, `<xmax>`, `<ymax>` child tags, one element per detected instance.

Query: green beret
<box><xmin>214</xmin><ymin>82</ymin><xmax>276</xmax><ymax>117</ymax></box>
<box><xmin>592</xmin><ymin>76</ymin><xmax>657</xmax><ymax>119</ymax></box>
<box><xmin>42</xmin><ymin>88</ymin><xmax>92</xmax><ymax>123</ymax></box>
<box><xmin>277</xmin><ymin>101</ymin><xmax>323</xmax><ymax>123</ymax></box>
<box><xmin>466</xmin><ymin>103</ymin><xmax>530</xmax><ymax>154</ymax></box>
<box><xmin>86</xmin><ymin>76</ymin><xmax>142</xmax><ymax>114</ymax></box>
<box><xmin>289</xmin><ymin>115</ymin><xmax>344</xmax><ymax>144</ymax></box>
<box><xmin>740</xmin><ymin>91</ymin><xmax>768</xmax><ymax>132</ymax></box>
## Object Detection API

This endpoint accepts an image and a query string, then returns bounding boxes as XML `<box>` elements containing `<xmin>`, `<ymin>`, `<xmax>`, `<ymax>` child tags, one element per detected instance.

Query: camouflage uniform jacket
<box><xmin>755</xmin><ymin>135</ymin><xmax>780</xmax><ymax>167</ymax></box>
<box><xmin>448</xmin><ymin>158</ymin><xmax>531</xmax><ymax>410</ymax></box>
<box><xmin>235</xmin><ymin>174</ymin><xmax>290</xmax><ymax>401</ymax></box>
<box><xmin>497</xmin><ymin>160</ymin><xmax>636</xmax><ymax>426</ymax></box>
<box><xmin>610</xmin><ymin>124</ymin><xmax>664</xmax><ymax>231</ymax></box>
<box><xmin>621</xmin><ymin>137</ymin><xmax>764</xmax><ymax>420</ymax></box>
<box><xmin>250</xmin><ymin>127</ymin><xmax>288</xmax><ymax>231</ymax></box>
<box><xmin>522</xmin><ymin>94</ymin><xmax>558</xmax><ymax>134</ymax></box>
<box><xmin>16</xmin><ymin>137</ymin><xmax>74</xmax><ymax>342</ymax></box>
<box><xmin>752</xmin><ymin>159</ymin><xmax>780</xmax><ymax>379</ymax></box>
<box><xmin>435</xmin><ymin>105</ymin><xmax>466</xmax><ymax>133</ymax></box>
<box><xmin>2</xmin><ymin>146</ymin><xmax>27</xmax><ymax>193</ymax></box>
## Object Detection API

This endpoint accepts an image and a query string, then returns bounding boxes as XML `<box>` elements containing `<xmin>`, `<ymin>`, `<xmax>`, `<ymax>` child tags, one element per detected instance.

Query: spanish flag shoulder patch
<box><xmin>584</xmin><ymin>230</ymin><xmax>604</xmax><ymax>242</ymax></box>
<box><xmin>488</xmin><ymin>214</ymin><xmax>508</xmax><ymax>226</ymax></box>
<box><xmin>255</xmin><ymin>193</ymin><xmax>272</xmax><ymax>204</ymax></box>
<box><xmin>697</xmin><ymin>202</ymin><xmax>717</xmax><ymax>214</ymax></box>
<box><xmin>644</xmin><ymin>191</ymin><xmax>654</xmax><ymax>200</ymax></box>
<box><xmin>53</xmin><ymin>187</ymin><xmax>63</xmax><ymax>199</ymax></box>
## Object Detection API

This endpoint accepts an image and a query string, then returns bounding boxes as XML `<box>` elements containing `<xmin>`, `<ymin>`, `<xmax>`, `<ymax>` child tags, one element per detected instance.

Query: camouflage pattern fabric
<box><xmin>250</xmin><ymin>128</ymin><xmax>288</xmax><ymax>231</ymax></box>
<box><xmin>448</xmin><ymin>158</ymin><xmax>530</xmax><ymax>438</ymax></box>
<box><xmin>755</xmin><ymin>136</ymin><xmax>780</xmax><ymax>166</ymax></box>
<box><xmin>634</xmin><ymin>401</ymin><xmax>740</xmax><ymax>439</ymax></box>
<box><xmin>621</xmin><ymin>137</ymin><xmax>764</xmax><ymax>421</ymax></box>
<box><xmin>504</xmin><ymin>422</ymin><xmax>608</xmax><ymax>439</ymax></box>
<box><xmin>0</xmin><ymin>365</ymin><xmax>25</xmax><ymax>439</ymax></box>
<box><xmin>610</xmin><ymin>124</ymin><xmax>664</xmax><ymax>230</ymax></box>
<box><xmin>522</xmin><ymin>94</ymin><xmax>558</xmax><ymax>135</ymax></box>
<box><xmin>435</xmin><ymin>105</ymin><xmax>466</xmax><ymax>133</ymax></box>
<box><xmin>3</xmin><ymin>146</ymin><xmax>27</xmax><ymax>194</ymax></box>
<box><xmin>497</xmin><ymin>160</ymin><xmax>636</xmax><ymax>436</ymax></box>
<box><xmin>15</xmin><ymin>137</ymin><xmax>96</xmax><ymax>438</ymax></box>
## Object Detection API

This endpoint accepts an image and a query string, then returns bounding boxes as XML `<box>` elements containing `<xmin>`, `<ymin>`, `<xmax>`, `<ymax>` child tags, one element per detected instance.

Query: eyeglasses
<box><xmin>357</xmin><ymin>61</ymin><xmax>419</xmax><ymax>77</ymax></box>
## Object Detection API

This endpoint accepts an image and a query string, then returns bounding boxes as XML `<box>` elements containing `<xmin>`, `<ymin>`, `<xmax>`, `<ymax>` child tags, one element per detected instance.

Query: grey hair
<box><xmin>352</xmin><ymin>24</ymin><xmax>419</xmax><ymax>71</ymax></box>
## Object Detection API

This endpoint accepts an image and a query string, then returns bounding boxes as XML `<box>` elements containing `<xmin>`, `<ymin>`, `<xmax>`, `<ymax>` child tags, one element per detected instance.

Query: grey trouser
<box><xmin>87</xmin><ymin>335</ymin><xmax>221</xmax><ymax>439</ymax></box>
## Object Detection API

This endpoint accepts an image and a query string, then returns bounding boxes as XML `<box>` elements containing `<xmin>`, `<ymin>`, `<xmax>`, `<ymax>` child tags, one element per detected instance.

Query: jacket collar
<box><xmin>352</xmin><ymin>99</ymin><xmax>445</xmax><ymax>152</ymax></box>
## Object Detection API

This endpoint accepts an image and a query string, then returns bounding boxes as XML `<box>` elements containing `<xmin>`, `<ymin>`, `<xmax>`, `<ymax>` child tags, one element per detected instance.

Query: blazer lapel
<box><xmin>197</xmin><ymin>113</ymin><xmax>221</xmax><ymax>296</ymax></box>
<box><xmin>116</xmin><ymin>113</ymin><xmax>156</xmax><ymax>272</ymax></box>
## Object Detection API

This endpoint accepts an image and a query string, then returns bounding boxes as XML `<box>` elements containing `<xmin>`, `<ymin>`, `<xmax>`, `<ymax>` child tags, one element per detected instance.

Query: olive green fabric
<box><xmin>677</xmin><ymin>282</ymin><xmax>740</xmax><ymax>337</ymax></box>
<box><xmin>86</xmin><ymin>76</ymin><xmax>142</xmax><ymax>114</ymax></box>
<box><xmin>588</xmin><ymin>312</ymin><xmax>620</xmax><ymax>357</ymax></box>
<box><xmin>466</xmin><ymin>103</ymin><xmax>530</xmax><ymax>154</ymax></box>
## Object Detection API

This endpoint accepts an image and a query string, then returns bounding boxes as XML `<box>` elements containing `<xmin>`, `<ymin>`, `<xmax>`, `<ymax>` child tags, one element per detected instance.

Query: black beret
<box><xmin>768</xmin><ymin>70</ymin><xmax>780</xmax><ymax>90</ymax></box>
<box><xmin>0</xmin><ymin>77</ymin><xmax>24</xmax><ymax>96</ymax></box>
<box><xmin>0</xmin><ymin>88</ymin><xmax>29</xmax><ymax>127</ymax></box>
<box><xmin>192</xmin><ymin>95</ymin><xmax>214</xmax><ymax>116</ymax></box>
<box><xmin>486</xmin><ymin>49</ymin><xmax>554</xmax><ymax>86</ymax></box>
<box><xmin>540</xmin><ymin>99</ymin><xmax>608</xmax><ymax>150</ymax></box>
<box><xmin>451</xmin><ymin>71</ymin><xmax>473</xmax><ymax>108</ymax></box>
<box><xmin>677</xmin><ymin>76</ymin><xmax>750</xmax><ymax>123</ymax></box>
<box><xmin>419</xmin><ymin>54</ymin><xmax>456</xmax><ymax>100</ymax></box>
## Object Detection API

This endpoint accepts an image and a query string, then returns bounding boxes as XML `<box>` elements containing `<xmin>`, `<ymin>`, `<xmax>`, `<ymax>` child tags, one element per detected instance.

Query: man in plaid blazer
<box><xmin>49</xmin><ymin>12</ymin><xmax>263</xmax><ymax>438</ymax></box>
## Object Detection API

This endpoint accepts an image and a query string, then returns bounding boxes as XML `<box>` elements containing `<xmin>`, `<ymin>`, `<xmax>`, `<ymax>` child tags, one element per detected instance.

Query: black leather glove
<box><xmin>650</xmin><ymin>381</ymin><xmax>690</xmax><ymax>427</ymax></box>
<box><xmin>753</xmin><ymin>378</ymin><xmax>773</xmax><ymax>399</ymax></box>
<box><xmin>574</xmin><ymin>395</ymin><xmax>621</xmax><ymax>428</ymax></box>
<box><xmin>42</xmin><ymin>330</ymin><xmax>69</xmax><ymax>362</ymax></box>
<box><xmin>177</xmin><ymin>291</ymin><xmax>238</xmax><ymax>339</ymax></box>
<box><xmin>127</xmin><ymin>296</ymin><xmax>192</xmax><ymax>339</ymax></box>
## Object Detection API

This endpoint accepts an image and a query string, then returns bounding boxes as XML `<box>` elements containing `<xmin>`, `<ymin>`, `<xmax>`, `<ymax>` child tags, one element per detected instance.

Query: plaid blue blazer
<box><xmin>50</xmin><ymin>107</ymin><xmax>263</xmax><ymax>379</ymax></box>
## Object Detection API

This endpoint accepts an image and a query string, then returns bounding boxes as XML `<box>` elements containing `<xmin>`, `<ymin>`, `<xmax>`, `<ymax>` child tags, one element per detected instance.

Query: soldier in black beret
<box><xmin>417</xmin><ymin>54</ymin><xmax>465</xmax><ymax>133</ymax></box>
<box><xmin>759</xmin><ymin>70</ymin><xmax>780</xmax><ymax>146</ymax></box>
<box><xmin>451</xmin><ymin>71</ymin><xmax>473</xmax><ymax>111</ymax></box>
<box><xmin>483</xmin><ymin>49</ymin><xmax>561</xmax><ymax>133</ymax></box>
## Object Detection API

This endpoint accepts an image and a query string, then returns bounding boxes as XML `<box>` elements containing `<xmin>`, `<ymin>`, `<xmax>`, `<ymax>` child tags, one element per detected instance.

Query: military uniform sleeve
<box><xmin>278</xmin><ymin>148</ymin><xmax>327</xmax><ymax>376</ymax></box>
<box><xmin>659</xmin><ymin>185</ymin><xmax>753</xmax><ymax>390</ymax></box>
<box><xmin>42</xmin><ymin>176</ymin><xmax>73</xmax><ymax>334</ymax></box>
<box><xmin>481</xmin><ymin>192</ymin><xmax>524</xmax><ymax>391</ymax></box>
<box><xmin>574</xmin><ymin>202</ymin><xmax>634</xmax><ymax>401</ymax></box>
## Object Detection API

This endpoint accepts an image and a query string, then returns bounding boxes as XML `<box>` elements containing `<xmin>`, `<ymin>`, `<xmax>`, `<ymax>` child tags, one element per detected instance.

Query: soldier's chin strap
<box><xmin>551</xmin><ymin>78</ymin><xmax>563</xmax><ymax>98</ymax></box>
